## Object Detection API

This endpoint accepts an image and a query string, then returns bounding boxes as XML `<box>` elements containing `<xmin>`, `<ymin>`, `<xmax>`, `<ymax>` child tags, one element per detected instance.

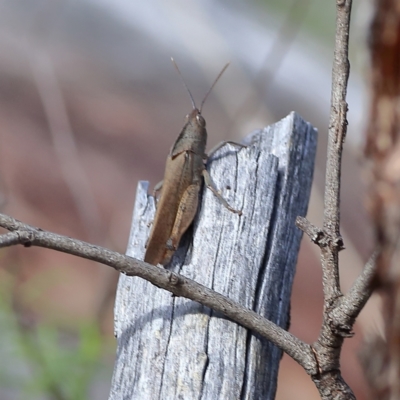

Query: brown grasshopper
<box><xmin>144</xmin><ymin>60</ymin><xmax>243</xmax><ymax>266</ymax></box>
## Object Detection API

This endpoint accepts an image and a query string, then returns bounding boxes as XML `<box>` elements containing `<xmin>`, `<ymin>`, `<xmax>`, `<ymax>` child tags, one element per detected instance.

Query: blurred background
<box><xmin>0</xmin><ymin>0</ymin><xmax>380</xmax><ymax>399</ymax></box>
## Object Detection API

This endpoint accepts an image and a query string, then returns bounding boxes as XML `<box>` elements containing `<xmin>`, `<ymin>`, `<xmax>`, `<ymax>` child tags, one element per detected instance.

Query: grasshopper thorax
<box><xmin>171</xmin><ymin>108</ymin><xmax>207</xmax><ymax>158</ymax></box>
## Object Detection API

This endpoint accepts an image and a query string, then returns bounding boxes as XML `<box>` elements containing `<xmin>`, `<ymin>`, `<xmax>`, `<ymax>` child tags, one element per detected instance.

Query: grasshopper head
<box><xmin>186</xmin><ymin>108</ymin><xmax>206</xmax><ymax>128</ymax></box>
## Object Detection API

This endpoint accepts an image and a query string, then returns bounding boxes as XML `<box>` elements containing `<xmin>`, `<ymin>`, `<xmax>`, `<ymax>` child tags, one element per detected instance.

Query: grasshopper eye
<box><xmin>196</xmin><ymin>114</ymin><xmax>206</xmax><ymax>127</ymax></box>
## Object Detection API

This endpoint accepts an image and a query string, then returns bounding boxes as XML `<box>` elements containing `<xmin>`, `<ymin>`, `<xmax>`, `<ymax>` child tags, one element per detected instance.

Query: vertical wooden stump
<box><xmin>109</xmin><ymin>112</ymin><xmax>317</xmax><ymax>400</ymax></box>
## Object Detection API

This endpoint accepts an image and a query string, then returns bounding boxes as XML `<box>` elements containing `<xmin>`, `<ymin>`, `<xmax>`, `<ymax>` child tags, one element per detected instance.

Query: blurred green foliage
<box><xmin>0</xmin><ymin>270</ymin><xmax>106</xmax><ymax>400</ymax></box>
<box><xmin>258</xmin><ymin>0</ymin><xmax>336</xmax><ymax>43</ymax></box>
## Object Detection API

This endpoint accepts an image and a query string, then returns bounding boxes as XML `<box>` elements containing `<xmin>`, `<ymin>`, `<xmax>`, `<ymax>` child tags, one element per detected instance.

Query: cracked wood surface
<box><xmin>109</xmin><ymin>112</ymin><xmax>317</xmax><ymax>400</ymax></box>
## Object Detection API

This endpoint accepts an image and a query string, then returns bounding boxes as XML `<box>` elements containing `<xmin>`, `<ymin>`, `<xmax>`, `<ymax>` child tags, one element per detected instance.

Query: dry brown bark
<box><xmin>363</xmin><ymin>0</ymin><xmax>400</xmax><ymax>398</ymax></box>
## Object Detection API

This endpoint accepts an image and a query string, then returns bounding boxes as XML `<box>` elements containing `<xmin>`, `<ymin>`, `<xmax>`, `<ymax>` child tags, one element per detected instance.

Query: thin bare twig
<box><xmin>0</xmin><ymin>232</ymin><xmax>22</xmax><ymax>247</ymax></box>
<box><xmin>296</xmin><ymin>216</ymin><xmax>324</xmax><ymax>244</ymax></box>
<box><xmin>297</xmin><ymin>217</ymin><xmax>378</xmax><ymax>332</ymax></box>
<box><xmin>334</xmin><ymin>250</ymin><xmax>378</xmax><ymax>322</ymax></box>
<box><xmin>312</xmin><ymin>2</ymin><xmax>354</xmax><ymax>397</ymax></box>
<box><xmin>321</xmin><ymin>0</ymin><xmax>351</xmax><ymax>303</ymax></box>
<box><xmin>0</xmin><ymin>212</ymin><xmax>318</xmax><ymax>375</ymax></box>
<box><xmin>295</xmin><ymin>1</ymin><xmax>365</xmax><ymax>398</ymax></box>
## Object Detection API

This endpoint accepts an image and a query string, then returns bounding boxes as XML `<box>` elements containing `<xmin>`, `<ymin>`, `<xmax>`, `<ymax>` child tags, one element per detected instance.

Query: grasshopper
<box><xmin>144</xmin><ymin>60</ymin><xmax>243</xmax><ymax>266</ymax></box>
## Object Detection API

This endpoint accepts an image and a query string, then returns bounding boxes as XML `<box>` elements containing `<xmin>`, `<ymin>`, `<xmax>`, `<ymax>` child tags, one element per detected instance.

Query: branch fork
<box><xmin>296</xmin><ymin>216</ymin><xmax>344</xmax><ymax>251</ymax></box>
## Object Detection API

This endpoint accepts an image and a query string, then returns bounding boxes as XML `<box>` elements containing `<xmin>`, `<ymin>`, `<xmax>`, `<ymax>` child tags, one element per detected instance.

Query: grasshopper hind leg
<box><xmin>162</xmin><ymin>184</ymin><xmax>200</xmax><ymax>265</ymax></box>
<box><xmin>202</xmin><ymin>169</ymin><xmax>242</xmax><ymax>215</ymax></box>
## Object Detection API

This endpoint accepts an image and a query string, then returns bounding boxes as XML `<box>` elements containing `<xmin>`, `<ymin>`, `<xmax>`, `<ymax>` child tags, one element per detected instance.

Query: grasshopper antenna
<box><xmin>171</xmin><ymin>57</ymin><xmax>197</xmax><ymax>110</ymax></box>
<box><xmin>200</xmin><ymin>62</ymin><xmax>229</xmax><ymax>113</ymax></box>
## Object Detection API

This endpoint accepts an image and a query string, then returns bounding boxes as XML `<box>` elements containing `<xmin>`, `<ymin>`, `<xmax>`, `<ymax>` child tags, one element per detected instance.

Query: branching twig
<box><xmin>295</xmin><ymin>1</ymin><xmax>378</xmax><ymax>398</ymax></box>
<box><xmin>0</xmin><ymin>212</ymin><xmax>318</xmax><ymax>376</ymax></box>
<box><xmin>298</xmin><ymin>213</ymin><xmax>377</xmax><ymax>330</ymax></box>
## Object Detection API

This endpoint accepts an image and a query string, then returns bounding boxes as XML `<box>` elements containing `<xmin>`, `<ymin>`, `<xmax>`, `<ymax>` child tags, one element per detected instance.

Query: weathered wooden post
<box><xmin>109</xmin><ymin>112</ymin><xmax>317</xmax><ymax>399</ymax></box>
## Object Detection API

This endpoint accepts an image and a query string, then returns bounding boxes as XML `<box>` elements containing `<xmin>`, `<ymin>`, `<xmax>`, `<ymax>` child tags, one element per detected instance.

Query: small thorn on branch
<box><xmin>19</xmin><ymin>230</ymin><xmax>35</xmax><ymax>247</ymax></box>
<box><xmin>334</xmin><ymin>236</ymin><xmax>345</xmax><ymax>251</ymax></box>
<box><xmin>329</xmin><ymin>320</ymin><xmax>354</xmax><ymax>338</ymax></box>
<box><xmin>296</xmin><ymin>216</ymin><xmax>324</xmax><ymax>245</ymax></box>
<box><xmin>296</xmin><ymin>216</ymin><xmax>346</xmax><ymax>251</ymax></box>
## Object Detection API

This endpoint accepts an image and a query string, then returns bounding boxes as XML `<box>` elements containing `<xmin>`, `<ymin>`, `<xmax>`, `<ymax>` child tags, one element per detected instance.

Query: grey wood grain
<box><xmin>109</xmin><ymin>112</ymin><xmax>317</xmax><ymax>400</ymax></box>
